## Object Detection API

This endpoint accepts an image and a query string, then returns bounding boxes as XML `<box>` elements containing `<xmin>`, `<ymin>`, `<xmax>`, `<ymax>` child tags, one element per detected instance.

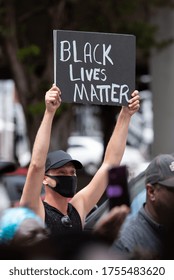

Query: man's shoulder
<box><xmin>119</xmin><ymin>211</ymin><xmax>140</xmax><ymax>231</ymax></box>
<box><xmin>111</xmin><ymin>206</ymin><xmax>159</xmax><ymax>254</ymax></box>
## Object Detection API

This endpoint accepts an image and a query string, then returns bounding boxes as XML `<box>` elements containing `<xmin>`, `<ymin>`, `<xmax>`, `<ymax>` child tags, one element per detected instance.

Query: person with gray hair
<box><xmin>111</xmin><ymin>153</ymin><xmax>174</xmax><ymax>259</ymax></box>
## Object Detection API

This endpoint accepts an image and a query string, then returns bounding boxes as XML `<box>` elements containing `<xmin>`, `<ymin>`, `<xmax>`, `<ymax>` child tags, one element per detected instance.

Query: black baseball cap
<box><xmin>145</xmin><ymin>154</ymin><xmax>174</xmax><ymax>187</ymax></box>
<box><xmin>45</xmin><ymin>150</ymin><xmax>83</xmax><ymax>172</ymax></box>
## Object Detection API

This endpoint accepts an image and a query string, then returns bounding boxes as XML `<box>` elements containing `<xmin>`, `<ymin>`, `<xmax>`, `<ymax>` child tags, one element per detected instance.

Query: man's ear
<box><xmin>43</xmin><ymin>176</ymin><xmax>47</xmax><ymax>185</ymax></box>
<box><xmin>146</xmin><ymin>183</ymin><xmax>155</xmax><ymax>201</ymax></box>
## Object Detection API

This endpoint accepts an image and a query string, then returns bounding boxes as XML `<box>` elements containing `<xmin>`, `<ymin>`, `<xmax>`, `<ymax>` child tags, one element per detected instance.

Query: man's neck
<box><xmin>44</xmin><ymin>192</ymin><xmax>69</xmax><ymax>215</ymax></box>
<box><xmin>144</xmin><ymin>203</ymin><xmax>160</xmax><ymax>224</ymax></box>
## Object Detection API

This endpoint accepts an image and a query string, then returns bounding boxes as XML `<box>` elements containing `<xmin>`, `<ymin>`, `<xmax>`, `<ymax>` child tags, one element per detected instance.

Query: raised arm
<box><xmin>71</xmin><ymin>90</ymin><xmax>140</xmax><ymax>225</ymax></box>
<box><xmin>20</xmin><ymin>85</ymin><xmax>61</xmax><ymax>218</ymax></box>
<box><xmin>104</xmin><ymin>90</ymin><xmax>140</xmax><ymax>165</ymax></box>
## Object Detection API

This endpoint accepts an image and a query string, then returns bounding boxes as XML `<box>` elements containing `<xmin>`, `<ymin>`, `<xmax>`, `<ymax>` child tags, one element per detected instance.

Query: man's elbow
<box><xmin>29</xmin><ymin>160</ymin><xmax>45</xmax><ymax>173</ymax></box>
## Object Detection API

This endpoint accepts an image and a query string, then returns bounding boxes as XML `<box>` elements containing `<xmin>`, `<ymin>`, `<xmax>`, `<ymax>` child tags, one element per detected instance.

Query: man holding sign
<box><xmin>20</xmin><ymin>84</ymin><xmax>140</xmax><ymax>237</ymax></box>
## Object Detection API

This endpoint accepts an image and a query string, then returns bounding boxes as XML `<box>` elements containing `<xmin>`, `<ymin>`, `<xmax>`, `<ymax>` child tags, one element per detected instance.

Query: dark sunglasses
<box><xmin>61</xmin><ymin>215</ymin><xmax>72</xmax><ymax>228</ymax></box>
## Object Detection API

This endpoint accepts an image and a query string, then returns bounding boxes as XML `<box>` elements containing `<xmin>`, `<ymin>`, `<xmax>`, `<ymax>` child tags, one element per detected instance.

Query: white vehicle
<box><xmin>67</xmin><ymin>135</ymin><xmax>148</xmax><ymax>178</ymax></box>
<box><xmin>67</xmin><ymin>135</ymin><xmax>104</xmax><ymax>175</ymax></box>
<box><xmin>121</xmin><ymin>145</ymin><xmax>149</xmax><ymax>180</ymax></box>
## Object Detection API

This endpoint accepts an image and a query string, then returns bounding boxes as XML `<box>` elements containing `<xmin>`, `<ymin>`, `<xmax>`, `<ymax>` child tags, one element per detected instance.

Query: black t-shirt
<box><xmin>43</xmin><ymin>201</ymin><xmax>82</xmax><ymax>238</ymax></box>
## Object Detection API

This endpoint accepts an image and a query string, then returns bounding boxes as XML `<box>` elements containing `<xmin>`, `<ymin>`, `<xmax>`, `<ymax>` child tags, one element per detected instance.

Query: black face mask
<box><xmin>45</xmin><ymin>175</ymin><xmax>77</xmax><ymax>198</ymax></box>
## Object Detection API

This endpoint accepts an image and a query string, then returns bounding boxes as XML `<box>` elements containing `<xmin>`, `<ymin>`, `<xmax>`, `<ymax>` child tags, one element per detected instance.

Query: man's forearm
<box><xmin>104</xmin><ymin>109</ymin><xmax>131</xmax><ymax>166</ymax></box>
<box><xmin>31</xmin><ymin>110</ymin><xmax>55</xmax><ymax>170</ymax></box>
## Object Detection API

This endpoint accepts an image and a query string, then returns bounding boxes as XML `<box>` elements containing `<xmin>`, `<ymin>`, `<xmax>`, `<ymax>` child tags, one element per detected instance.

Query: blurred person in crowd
<box><xmin>20</xmin><ymin>84</ymin><xmax>140</xmax><ymax>237</ymax></box>
<box><xmin>93</xmin><ymin>205</ymin><xmax>130</xmax><ymax>245</ymax></box>
<box><xmin>0</xmin><ymin>206</ymin><xmax>48</xmax><ymax>247</ymax></box>
<box><xmin>111</xmin><ymin>153</ymin><xmax>174</xmax><ymax>259</ymax></box>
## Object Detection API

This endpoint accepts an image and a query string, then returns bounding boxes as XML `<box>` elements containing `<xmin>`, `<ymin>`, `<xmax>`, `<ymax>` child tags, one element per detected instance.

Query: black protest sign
<box><xmin>53</xmin><ymin>30</ymin><xmax>135</xmax><ymax>106</ymax></box>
